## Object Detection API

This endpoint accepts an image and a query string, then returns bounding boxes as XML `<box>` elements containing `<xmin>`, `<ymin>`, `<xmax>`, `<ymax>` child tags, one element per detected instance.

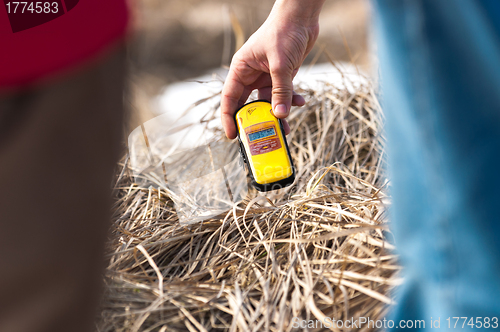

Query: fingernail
<box><xmin>274</xmin><ymin>104</ymin><xmax>288</xmax><ymax>117</ymax></box>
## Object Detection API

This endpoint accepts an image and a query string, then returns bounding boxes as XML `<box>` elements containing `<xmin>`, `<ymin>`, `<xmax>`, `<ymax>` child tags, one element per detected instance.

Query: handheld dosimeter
<box><xmin>234</xmin><ymin>100</ymin><xmax>295</xmax><ymax>192</ymax></box>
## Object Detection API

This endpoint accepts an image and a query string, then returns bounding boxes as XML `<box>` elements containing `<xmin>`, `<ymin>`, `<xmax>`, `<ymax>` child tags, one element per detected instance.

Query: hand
<box><xmin>221</xmin><ymin>1</ymin><xmax>323</xmax><ymax>139</ymax></box>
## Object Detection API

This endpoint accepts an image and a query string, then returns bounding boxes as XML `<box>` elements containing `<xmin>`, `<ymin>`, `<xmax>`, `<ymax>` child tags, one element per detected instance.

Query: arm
<box><xmin>221</xmin><ymin>0</ymin><xmax>326</xmax><ymax>139</ymax></box>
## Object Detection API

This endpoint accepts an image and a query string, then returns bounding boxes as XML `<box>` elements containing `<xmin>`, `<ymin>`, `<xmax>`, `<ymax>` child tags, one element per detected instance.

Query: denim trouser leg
<box><xmin>374</xmin><ymin>0</ymin><xmax>500</xmax><ymax>329</ymax></box>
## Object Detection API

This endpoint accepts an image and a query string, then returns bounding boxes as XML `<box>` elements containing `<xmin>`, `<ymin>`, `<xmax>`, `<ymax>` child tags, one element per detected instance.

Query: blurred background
<box><xmin>126</xmin><ymin>0</ymin><xmax>373</xmax><ymax>131</ymax></box>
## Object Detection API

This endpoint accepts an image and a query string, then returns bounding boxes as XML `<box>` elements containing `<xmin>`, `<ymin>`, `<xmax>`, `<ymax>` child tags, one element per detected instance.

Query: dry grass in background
<box><xmin>97</xmin><ymin>76</ymin><xmax>400</xmax><ymax>331</ymax></box>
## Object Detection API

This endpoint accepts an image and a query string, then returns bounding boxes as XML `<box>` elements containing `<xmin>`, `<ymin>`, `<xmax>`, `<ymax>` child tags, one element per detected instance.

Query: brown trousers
<box><xmin>0</xmin><ymin>46</ymin><xmax>126</xmax><ymax>332</ymax></box>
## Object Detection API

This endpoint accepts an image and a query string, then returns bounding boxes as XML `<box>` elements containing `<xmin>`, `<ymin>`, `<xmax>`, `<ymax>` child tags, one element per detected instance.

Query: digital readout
<box><xmin>248</xmin><ymin>128</ymin><xmax>276</xmax><ymax>142</ymax></box>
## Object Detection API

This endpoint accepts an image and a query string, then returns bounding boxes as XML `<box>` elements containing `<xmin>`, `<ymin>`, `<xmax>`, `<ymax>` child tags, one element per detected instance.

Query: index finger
<box><xmin>221</xmin><ymin>69</ymin><xmax>246</xmax><ymax>139</ymax></box>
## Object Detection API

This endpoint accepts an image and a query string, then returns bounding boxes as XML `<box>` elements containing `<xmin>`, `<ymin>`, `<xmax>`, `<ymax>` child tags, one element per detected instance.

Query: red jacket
<box><xmin>0</xmin><ymin>0</ymin><xmax>129</xmax><ymax>88</ymax></box>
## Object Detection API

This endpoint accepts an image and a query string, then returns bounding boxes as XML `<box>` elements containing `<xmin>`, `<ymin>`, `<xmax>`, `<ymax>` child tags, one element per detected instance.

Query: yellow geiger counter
<box><xmin>235</xmin><ymin>100</ymin><xmax>295</xmax><ymax>192</ymax></box>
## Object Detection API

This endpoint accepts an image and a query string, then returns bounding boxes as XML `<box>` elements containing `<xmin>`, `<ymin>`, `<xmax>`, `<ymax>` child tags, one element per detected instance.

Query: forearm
<box><xmin>269</xmin><ymin>0</ymin><xmax>326</xmax><ymax>27</ymax></box>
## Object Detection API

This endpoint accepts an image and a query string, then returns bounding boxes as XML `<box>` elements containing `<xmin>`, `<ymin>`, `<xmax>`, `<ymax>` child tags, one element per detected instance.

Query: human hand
<box><xmin>221</xmin><ymin>0</ymin><xmax>324</xmax><ymax>139</ymax></box>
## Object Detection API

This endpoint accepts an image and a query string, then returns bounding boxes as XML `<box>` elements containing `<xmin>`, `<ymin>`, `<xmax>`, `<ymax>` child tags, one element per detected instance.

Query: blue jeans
<box><xmin>374</xmin><ymin>0</ymin><xmax>500</xmax><ymax>329</ymax></box>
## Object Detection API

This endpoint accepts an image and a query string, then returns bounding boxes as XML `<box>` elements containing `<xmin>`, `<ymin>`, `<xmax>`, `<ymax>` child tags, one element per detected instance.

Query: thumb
<box><xmin>269</xmin><ymin>60</ymin><xmax>294</xmax><ymax>118</ymax></box>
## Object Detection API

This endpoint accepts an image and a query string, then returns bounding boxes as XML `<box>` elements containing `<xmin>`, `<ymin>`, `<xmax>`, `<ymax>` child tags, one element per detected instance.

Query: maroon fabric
<box><xmin>0</xmin><ymin>0</ymin><xmax>128</xmax><ymax>88</ymax></box>
<box><xmin>65</xmin><ymin>0</ymin><xmax>80</xmax><ymax>12</ymax></box>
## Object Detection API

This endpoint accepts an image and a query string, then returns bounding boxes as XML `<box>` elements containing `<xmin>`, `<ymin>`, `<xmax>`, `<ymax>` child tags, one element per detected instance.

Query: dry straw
<box><xmin>98</xmin><ymin>76</ymin><xmax>400</xmax><ymax>331</ymax></box>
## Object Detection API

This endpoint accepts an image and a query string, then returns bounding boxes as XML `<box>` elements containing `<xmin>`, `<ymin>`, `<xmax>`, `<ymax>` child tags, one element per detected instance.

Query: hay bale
<box><xmin>98</xmin><ymin>79</ymin><xmax>399</xmax><ymax>331</ymax></box>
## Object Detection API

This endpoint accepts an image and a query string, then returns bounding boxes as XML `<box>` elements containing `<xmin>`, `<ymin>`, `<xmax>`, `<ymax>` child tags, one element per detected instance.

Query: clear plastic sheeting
<box><xmin>128</xmin><ymin>113</ymin><xmax>248</xmax><ymax>224</ymax></box>
<box><xmin>165</xmin><ymin>146</ymin><xmax>248</xmax><ymax>223</ymax></box>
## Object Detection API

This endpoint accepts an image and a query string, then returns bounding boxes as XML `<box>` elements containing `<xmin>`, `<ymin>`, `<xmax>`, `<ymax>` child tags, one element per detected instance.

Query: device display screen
<box><xmin>248</xmin><ymin>128</ymin><xmax>276</xmax><ymax>142</ymax></box>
